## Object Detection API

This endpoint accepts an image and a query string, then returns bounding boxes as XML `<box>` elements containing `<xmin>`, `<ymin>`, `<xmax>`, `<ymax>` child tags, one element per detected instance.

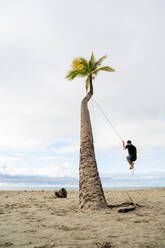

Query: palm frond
<box><xmin>94</xmin><ymin>55</ymin><xmax>107</xmax><ymax>69</ymax></box>
<box><xmin>89</xmin><ymin>52</ymin><xmax>96</xmax><ymax>69</ymax></box>
<box><xmin>79</xmin><ymin>57</ymin><xmax>89</xmax><ymax>71</ymax></box>
<box><xmin>85</xmin><ymin>76</ymin><xmax>90</xmax><ymax>90</ymax></box>
<box><xmin>78</xmin><ymin>71</ymin><xmax>89</xmax><ymax>77</ymax></box>
<box><xmin>94</xmin><ymin>66</ymin><xmax>115</xmax><ymax>75</ymax></box>
<box><xmin>66</xmin><ymin>69</ymin><xmax>81</xmax><ymax>80</ymax></box>
<box><xmin>66</xmin><ymin>54</ymin><xmax>115</xmax><ymax>84</ymax></box>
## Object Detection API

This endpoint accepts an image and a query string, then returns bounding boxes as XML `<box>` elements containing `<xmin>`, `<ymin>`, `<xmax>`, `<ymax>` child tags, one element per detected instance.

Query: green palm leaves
<box><xmin>66</xmin><ymin>52</ymin><xmax>115</xmax><ymax>90</ymax></box>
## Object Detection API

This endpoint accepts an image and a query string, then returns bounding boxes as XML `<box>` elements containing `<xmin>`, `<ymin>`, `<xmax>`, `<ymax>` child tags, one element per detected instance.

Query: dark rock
<box><xmin>54</xmin><ymin>188</ymin><xmax>67</xmax><ymax>198</ymax></box>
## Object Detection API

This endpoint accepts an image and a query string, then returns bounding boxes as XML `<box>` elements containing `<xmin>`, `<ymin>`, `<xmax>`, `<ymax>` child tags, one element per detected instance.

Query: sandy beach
<box><xmin>0</xmin><ymin>188</ymin><xmax>165</xmax><ymax>248</ymax></box>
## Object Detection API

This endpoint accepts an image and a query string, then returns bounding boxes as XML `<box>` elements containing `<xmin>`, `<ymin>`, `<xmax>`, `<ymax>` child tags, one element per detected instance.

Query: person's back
<box><xmin>122</xmin><ymin>140</ymin><xmax>137</xmax><ymax>169</ymax></box>
<box><xmin>126</xmin><ymin>143</ymin><xmax>137</xmax><ymax>160</ymax></box>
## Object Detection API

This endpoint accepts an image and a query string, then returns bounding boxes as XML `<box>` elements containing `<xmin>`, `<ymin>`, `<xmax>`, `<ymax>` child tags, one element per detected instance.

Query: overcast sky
<box><xmin>0</xmin><ymin>0</ymin><xmax>164</xmax><ymax>179</ymax></box>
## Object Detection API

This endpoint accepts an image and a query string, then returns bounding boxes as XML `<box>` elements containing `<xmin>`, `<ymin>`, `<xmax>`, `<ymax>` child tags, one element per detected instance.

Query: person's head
<box><xmin>127</xmin><ymin>140</ymin><xmax>132</xmax><ymax>144</ymax></box>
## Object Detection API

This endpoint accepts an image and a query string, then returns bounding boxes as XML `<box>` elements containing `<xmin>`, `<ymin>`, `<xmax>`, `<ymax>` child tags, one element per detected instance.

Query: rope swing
<box><xmin>92</xmin><ymin>97</ymin><xmax>123</xmax><ymax>141</ymax></box>
<box><xmin>92</xmin><ymin>97</ymin><xmax>135</xmax><ymax>175</ymax></box>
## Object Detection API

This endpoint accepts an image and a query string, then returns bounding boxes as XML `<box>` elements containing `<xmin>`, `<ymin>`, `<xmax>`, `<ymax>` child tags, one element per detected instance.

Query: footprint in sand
<box><xmin>0</xmin><ymin>208</ymin><xmax>5</xmax><ymax>214</ymax></box>
<box><xmin>34</xmin><ymin>244</ymin><xmax>55</xmax><ymax>248</ymax></box>
<box><xmin>0</xmin><ymin>242</ymin><xmax>13</xmax><ymax>247</ymax></box>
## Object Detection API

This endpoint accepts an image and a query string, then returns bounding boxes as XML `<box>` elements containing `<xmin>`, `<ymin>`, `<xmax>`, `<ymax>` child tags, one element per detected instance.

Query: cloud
<box><xmin>0</xmin><ymin>159</ymin><xmax>74</xmax><ymax>178</ymax></box>
<box><xmin>53</xmin><ymin>144</ymin><xmax>79</xmax><ymax>154</ymax></box>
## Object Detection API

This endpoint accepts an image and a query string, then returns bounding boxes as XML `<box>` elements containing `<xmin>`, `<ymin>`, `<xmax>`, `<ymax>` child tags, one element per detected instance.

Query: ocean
<box><xmin>0</xmin><ymin>174</ymin><xmax>165</xmax><ymax>190</ymax></box>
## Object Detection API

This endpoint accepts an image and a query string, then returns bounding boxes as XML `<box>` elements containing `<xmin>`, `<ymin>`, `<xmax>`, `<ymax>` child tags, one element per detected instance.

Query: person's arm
<box><xmin>122</xmin><ymin>140</ymin><xmax>126</xmax><ymax>150</ymax></box>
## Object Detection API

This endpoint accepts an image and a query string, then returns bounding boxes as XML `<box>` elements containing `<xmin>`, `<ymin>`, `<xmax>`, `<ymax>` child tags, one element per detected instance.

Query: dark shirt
<box><xmin>126</xmin><ymin>144</ymin><xmax>137</xmax><ymax>158</ymax></box>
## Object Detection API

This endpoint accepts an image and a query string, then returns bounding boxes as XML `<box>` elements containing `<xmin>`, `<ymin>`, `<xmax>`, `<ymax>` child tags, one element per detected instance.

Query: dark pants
<box><xmin>127</xmin><ymin>155</ymin><xmax>137</xmax><ymax>163</ymax></box>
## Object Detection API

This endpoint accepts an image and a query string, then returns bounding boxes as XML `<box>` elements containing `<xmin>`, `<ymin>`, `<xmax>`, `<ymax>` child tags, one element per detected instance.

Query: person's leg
<box><xmin>126</xmin><ymin>156</ymin><xmax>134</xmax><ymax>169</ymax></box>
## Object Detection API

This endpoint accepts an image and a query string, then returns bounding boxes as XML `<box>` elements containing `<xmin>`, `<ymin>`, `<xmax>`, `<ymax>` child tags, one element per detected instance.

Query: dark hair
<box><xmin>127</xmin><ymin>140</ymin><xmax>132</xmax><ymax>144</ymax></box>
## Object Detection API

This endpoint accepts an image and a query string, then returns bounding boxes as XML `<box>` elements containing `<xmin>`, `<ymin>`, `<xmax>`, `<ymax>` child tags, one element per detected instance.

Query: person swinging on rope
<box><xmin>122</xmin><ymin>140</ymin><xmax>137</xmax><ymax>170</ymax></box>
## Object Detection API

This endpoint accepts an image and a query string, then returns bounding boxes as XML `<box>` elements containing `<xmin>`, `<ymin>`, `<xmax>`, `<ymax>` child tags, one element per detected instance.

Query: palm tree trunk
<box><xmin>79</xmin><ymin>76</ymin><xmax>107</xmax><ymax>210</ymax></box>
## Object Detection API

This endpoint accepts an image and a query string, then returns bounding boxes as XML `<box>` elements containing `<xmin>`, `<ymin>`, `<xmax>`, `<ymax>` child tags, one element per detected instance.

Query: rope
<box><xmin>92</xmin><ymin>97</ymin><xmax>123</xmax><ymax>141</ymax></box>
<box><xmin>92</xmin><ymin>97</ymin><xmax>135</xmax><ymax>175</ymax></box>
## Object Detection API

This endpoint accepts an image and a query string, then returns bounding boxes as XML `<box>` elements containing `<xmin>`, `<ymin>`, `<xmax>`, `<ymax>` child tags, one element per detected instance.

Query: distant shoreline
<box><xmin>1</xmin><ymin>174</ymin><xmax>165</xmax><ymax>190</ymax></box>
<box><xmin>0</xmin><ymin>186</ymin><xmax>165</xmax><ymax>191</ymax></box>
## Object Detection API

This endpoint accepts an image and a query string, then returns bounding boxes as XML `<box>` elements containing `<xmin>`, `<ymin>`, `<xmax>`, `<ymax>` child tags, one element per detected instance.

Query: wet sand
<box><xmin>0</xmin><ymin>188</ymin><xmax>165</xmax><ymax>248</ymax></box>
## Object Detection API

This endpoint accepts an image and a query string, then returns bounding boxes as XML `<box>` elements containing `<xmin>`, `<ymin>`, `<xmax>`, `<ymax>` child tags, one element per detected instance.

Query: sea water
<box><xmin>0</xmin><ymin>175</ymin><xmax>165</xmax><ymax>190</ymax></box>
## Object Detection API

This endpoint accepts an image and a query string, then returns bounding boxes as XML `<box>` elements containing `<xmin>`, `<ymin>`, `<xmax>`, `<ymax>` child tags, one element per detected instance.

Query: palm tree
<box><xmin>66</xmin><ymin>52</ymin><xmax>115</xmax><ymax>210</ymax></box>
